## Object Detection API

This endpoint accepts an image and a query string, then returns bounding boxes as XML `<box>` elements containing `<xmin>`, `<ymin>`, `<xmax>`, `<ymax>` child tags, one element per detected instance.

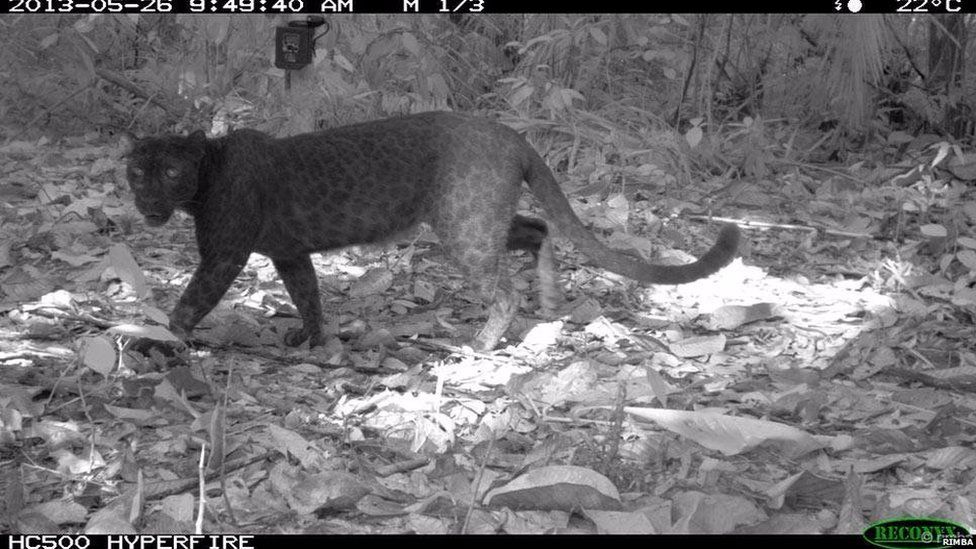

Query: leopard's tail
<box><xmin>523</xmin><ymin>150</ymin><xmax>739</xmax><ymax>285</ymax></box>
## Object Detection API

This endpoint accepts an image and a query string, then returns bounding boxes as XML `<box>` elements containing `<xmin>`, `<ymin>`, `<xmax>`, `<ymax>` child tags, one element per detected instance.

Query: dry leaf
<box><xmin>624</xmin><ymin>407</ymin><xmax>826</xmax><ymax>458</ymax></box>
<box><xmin>669</xmin><ymin>334</ymin><xmax>727</xmax><ymax>358</ymax></box>
<box><xmin>484</xmin><ymin>465</ymin><xmax>621</xmax><ymax>511</ymax></box>
<box><xmin>80</xmin><ymin>336</ymin><xmax>116</xmax><ymax>376</ymax></box>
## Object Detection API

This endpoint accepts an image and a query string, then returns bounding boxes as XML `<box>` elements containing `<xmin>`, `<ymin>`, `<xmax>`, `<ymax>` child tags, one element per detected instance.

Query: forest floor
<box><xmin>0</xmin><ymin>131</ymin><xmax>974</xmax><ymax>534</ymax></box>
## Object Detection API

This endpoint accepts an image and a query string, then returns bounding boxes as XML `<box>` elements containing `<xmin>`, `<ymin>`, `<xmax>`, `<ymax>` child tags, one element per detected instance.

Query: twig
<box><xmin>902</xmin><ymin>346</ymin><xmax>936</xmax><ymax>370</ymax></box>
<box><xmin>196</xmin><ymin>443</ymin><xmax>206</xmax><ymax>534</ymax></box>
<box><xmin>374</xmin><ymin>458</ymin><xmax>430</xmax><ymax>477</ymax></box>
<box><xmin>29</xmin><ymin>308</ymin><xmax>114</xmax><ymax>329</ymax></box>
<box><xmin>131</xmin><ymin>471</ymin><xmax>144</xmax><ymax>526</ymax></box>
<box><xmin>77</xmin><ymin>380</ymin><xmax>97</xmax><ymax>474</ymax></box>
<box><xmin>95</xmin><ymin>68</ymin><xmax>186</xmax><ymax>118</ymax></box>
<box><xmin>775</xmin><ymin>159</ymin><xmax>866</xmax><ymax>183</ymax></box>
<box><xmin>686</xmin><ymin>215</ymin><xmax>877</xmax><ymax>240</ymax></box>
<box><xmin>44</xmin><ymin>356</ymin><xmax>77</xmax><ymax>410</ymax></box>
<box><xmin>139</xmin><ymin>451</ymin><xmax>272</xmax><ymax>501</ymax></box>
<box><xmin>540</xmin><ymin>415</ymin><xmax>613</xmax><ymax>428</ymax></box>
<box><xmin>217</xmin><ymin>366</ymin><xmax>238</xmax><ymax>527</ymax></box>
<box><xmin>462</xmin><ymin>432</ymin><xmax>495</xmax><ymax>535</ymax></box>
<box><xmin>403</xmin><ymin>337</ymin><xmax>510</xmax><ymax>363</ymax></box>
<box><xmin>672</xmin><ymin>15</ymin><xmax>706</xmax><ymax>128</ymax></box>
<box><xmin>601</xmin><ymin>382</ymin><xmax>626</xmax><ymax>475</ymax></box>
<box><xmin>5</xmin><ymin>82</ymin><xmax>95</xmax><ymax>144</ymax></box>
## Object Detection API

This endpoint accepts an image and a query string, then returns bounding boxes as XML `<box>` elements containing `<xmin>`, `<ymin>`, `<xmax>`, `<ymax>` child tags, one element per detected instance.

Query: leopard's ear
<box><xmin>119</xmin><ymin>132</ymin><xmax>138</xmax><ymax>155</ymax></box>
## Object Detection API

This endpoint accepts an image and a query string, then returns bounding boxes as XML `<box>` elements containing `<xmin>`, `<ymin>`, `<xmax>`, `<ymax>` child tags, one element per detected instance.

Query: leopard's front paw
<box><xmin>127</xmin><ymin>337</ymin><xmax>188</xmax><ymax>369</ymax></box>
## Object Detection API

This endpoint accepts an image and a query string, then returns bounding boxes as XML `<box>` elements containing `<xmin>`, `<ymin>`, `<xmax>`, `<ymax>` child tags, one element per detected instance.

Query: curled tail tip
<box><xmin>717</xmin><ymin>223</ymin><xmax>741</xmax><ymax>257</ymax></box>
<box><xmin>635</xmin><ymin>222</ymin><xmax>741</xmax><ymax>285</ymax></box>
<box><xmin>696</xmin><ymin>222</ymin><xmax>740</xmax><ymax>276</ymax></box>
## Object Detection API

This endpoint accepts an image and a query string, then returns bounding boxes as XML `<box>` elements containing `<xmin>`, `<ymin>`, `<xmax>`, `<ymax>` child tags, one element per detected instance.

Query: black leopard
<box><xmin>122</xmin><ymin>112</ymin><xmax>739</xmax><ymax>351</ymax></box>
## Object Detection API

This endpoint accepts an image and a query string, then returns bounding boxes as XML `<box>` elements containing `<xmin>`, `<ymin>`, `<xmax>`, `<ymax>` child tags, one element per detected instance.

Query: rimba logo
<box><xmin>863</xmin><ymin>518</ymin><xmax>973</xmax><ymax>548</ymax></box>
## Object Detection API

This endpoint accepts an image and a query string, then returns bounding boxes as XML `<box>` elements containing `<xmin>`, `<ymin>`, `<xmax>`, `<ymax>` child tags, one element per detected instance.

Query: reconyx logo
<box><xmin>863</xmin><ymin>518</ymin><xmax>973</xmax><ymax>548</ymax></box>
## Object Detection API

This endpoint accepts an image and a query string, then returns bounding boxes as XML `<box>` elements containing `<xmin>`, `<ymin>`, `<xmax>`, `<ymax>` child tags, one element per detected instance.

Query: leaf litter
<box><xmin>0</xmin><ymin>130</ymin><xmax>974</xmax><ymax>535</ymax></box>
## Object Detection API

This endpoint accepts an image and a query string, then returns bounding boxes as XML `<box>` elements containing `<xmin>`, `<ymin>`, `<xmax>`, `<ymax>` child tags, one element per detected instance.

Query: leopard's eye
<box><xmin>129</xmin><ymin>166</ymin><xmax>144</xmax><ymax>177</ymax></box>
<box><xmin>165</xmin><ymin>167</ymin><xmax>180</xmax><ymax>178</ymax></box>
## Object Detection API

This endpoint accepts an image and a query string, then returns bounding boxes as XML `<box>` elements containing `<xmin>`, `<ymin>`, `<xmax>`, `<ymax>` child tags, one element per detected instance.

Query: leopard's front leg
<box><xmin>168</xmin><ymin>253</ymin><xmax>249</xmax><ymax>340</ymax></box>
<box><xmin>271</xmin><ymin>255</ymin><xmax>325</xmax><ymax>347</ymax></box>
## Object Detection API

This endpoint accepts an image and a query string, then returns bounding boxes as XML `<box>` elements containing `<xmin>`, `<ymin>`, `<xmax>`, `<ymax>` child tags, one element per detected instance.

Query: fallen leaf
<box><xmin>349</xmin><ymin>267</ymin><xmax>393</xmax><ymax>297</ymax></box>
<box><xmin>270</xmin><ymin>464</ymin><xmax>369</xmax><ymax>514</ymax></box>
<box><xmin>624</xmin><ymin>407</ymin><xmax>826</xmax><ymax>458</ymax></box>
<box><xmin>702</xmin><ymin>303</ymin><xmax>782</xmax><ymax>330</ymax></box>
<box><xmin>669</xmin><ymin>334</ymin><xmax>727</xmax><ymax>358</ymax></box>
<box><xmin>109</xmin><ymin>323</ymin><xmax>179</xmax><ymax>342</ymax></box>
<box><xmin>108</xmin><ymin>243</ymin><xmax>148</xmax><ymax>297</ymax></box>
<box><xmin>483</xmin><ymin>465</ymin><xmax>621</xmax><ymax>511</ymax></box>
<box><xmin>80</xmin><ymin>336</ymin><xmax>116</xmax><ymax>376</ymax></box>
<box><xmin>672</xmin><ymin>491</ymin><xmax>766</xmax><ymax>534</ymax></box>
<box><xmin>584</xmin><ymin>509</ymin><xmax>657</xmax><ymax>534</ymax></box>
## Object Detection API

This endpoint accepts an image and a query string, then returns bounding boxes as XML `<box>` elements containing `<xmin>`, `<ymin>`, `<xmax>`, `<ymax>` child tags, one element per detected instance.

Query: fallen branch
<box><xmin>29</xmin><ymin>305</ymin><xmax>489</xmax><ymax>372</ymax></box>
<box><xmin>140</xmin><ymin>451</ymin><xmax>273</xmax><ymax>501</ymax></box>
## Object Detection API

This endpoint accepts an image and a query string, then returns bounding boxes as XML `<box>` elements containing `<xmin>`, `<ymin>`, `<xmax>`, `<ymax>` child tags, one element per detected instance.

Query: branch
<box><xmin>95</xmin><ymin>68</ymin><xmax>187</xmax><ymax>118</ymax></box>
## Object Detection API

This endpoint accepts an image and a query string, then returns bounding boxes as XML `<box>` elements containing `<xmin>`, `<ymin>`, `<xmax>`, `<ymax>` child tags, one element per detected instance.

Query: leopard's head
<box><xmin>122</xmin><ymin>130</ymin><xmax>207</xmax><ymax>227</ymax></box>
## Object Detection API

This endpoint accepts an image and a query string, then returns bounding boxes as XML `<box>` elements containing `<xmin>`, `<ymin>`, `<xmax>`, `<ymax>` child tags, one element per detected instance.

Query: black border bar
<box><xmin>1</xmin><ymin>0</ymin><xmax>971</xmax><ymax>14</ymax></box>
